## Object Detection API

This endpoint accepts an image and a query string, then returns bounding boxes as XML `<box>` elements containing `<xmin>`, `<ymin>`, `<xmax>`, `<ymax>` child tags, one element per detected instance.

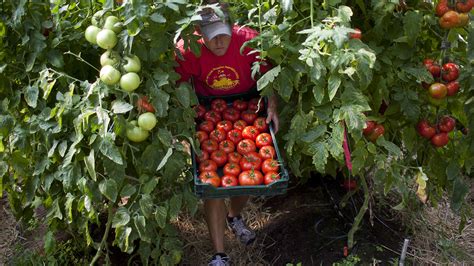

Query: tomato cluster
<box><xmin>416</xmin><ymin>116</ymin><xmax>456</xmax><ymax>148</ymax></box>
<box><xmin>436</xmin><ymin>0</ymin><xmax>472</xmax><ymax>29</ymax></box>
<box><xmin>423</xmin><ymin>59</ymin><xmax>460</xmax><ymax>102</ymax></box>
<box><xmin>363</xmin><ymin>120</ymin><xmax>385</xmax><ymax>142</ymax></box>
<box><xmin>195</xmin><ymin>98</ymin><xmax>281</xmax><ymax>187</ymax></box>
<box><xmin>85</xmin><ymin>12</ymin><xmax>142</xmax><ymax>92</ymax></box>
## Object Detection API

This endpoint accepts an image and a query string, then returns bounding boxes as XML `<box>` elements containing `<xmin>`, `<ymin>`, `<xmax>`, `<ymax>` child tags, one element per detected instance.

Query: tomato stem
<box><xmin>347</xmin><ymin>173</ymin><xmax>369</xmax><ymax>249</ymax></box>
<box><xmin>90</xmin><ymin>203</ymin><xmax>114</xmax><ymax>265</ymax></box>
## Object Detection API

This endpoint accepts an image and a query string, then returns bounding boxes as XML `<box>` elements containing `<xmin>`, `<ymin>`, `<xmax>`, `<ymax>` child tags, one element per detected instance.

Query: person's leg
<box><xmin>204</xmin><ymin>198</ymin><xmax>227</xmax><ymax>253</ymax></box>
<box><xmin>227</xmin><ymin>196</ymin><xmax>256</xmax><ymax>245</ymax></box>
<box><xmin>228</xmin><ymin>195</ymin><xmax>249</xmax><ymax>217</ymax></box>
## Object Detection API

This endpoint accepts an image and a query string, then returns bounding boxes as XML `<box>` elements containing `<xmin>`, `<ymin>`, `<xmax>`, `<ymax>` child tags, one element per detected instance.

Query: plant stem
<box><xmin>65</xmin><ymin>51</ymin><xmax>100</xmax><ymax>72</ymax></box>
<box><xmin>310</xmin><ymin>0</ymin><xmax>314</xmax><ymax>28</ymax></box>
<box><xmin>347</xmin><ymin>173</ymin><xmax>370</xmax><ymax>249</ymax></box>
<box><xmin>90</xmin><ymin>204</ymin><xmax>114</xmax><ymax>266</ymax></box>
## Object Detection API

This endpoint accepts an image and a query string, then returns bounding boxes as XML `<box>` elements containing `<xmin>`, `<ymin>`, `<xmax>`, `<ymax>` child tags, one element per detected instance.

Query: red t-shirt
<box><xmin>175</xmin><ymin>25</ymin><xmax>270</xmax><ymax>96</ymax></box>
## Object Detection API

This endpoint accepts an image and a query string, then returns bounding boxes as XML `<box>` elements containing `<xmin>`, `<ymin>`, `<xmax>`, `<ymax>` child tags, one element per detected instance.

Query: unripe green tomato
<box><xmin>126</xmin><ymin>121</ymin><xmax>150</xmax><ymax>142</ymax></box>
<box><xmin>100</xmin><ymin>65</ymin><xmax>121</xmax><ymax>85</ymax></box>
<box><xmin>85</xmin><ymin>25</ymin><xmax>101</xmax><ymax>44</ymax></box>
<box><xmin>120</xmin><ymin>72</ymin><xmax>141</xmax><ymax>92</ymax></box>
<box><xmin>96</xmin><ymin>29</ymin><xmax>117</xmax><ymax>49</ymax></box>
<box><xmin>138</xmin><ymin>112</ymin><xmax>157</xmax><ymax>131</ymax></box>
<box><xmin>100</xmin><ymin>50</ymin><xmax>121</xmax><ymax>66</ymax></box>
<box><xmin>123</xmin><ymin>55</ymin><xmax>141</xmax><ymax>72</ymax></box>
<box><xmin>103</xmin><ymin>16</ymin><xmax>122</xmax><ymax>33</ymax></box>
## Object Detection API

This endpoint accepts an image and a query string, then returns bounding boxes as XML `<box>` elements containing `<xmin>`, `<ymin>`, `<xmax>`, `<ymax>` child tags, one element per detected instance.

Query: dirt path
<box><xmin>0</xmin><ymin>196</ymin><xmax>19</xmax><ymax>265</ymax></box>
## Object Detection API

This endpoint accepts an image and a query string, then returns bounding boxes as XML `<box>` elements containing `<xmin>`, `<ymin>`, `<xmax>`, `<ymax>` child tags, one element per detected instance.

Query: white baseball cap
<box><xmin>199</xmin><ymin>10</ymin><xmax>231</xmax><ymax>40</ymax></box>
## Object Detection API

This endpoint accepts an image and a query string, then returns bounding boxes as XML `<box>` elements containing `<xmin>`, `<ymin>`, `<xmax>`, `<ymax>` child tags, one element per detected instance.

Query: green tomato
<box><xmin>85</xmin><ymin>25</ymin><xmax>101</xmax><ymax>44</ymax></box>
<box><xmin>100</xmin><ymin>65</ymin><xmax>121</xmax><ymax>85</ymax></box>
<box><xmin>100</xmin><ymin>50</ymin><xmax>121</xmax><ymax>66</ymax></box>
<box><xmin>123</xmin><ymin>55</ymin><xmax>141</xmax><ymax>73</ymax></box>
<box><xmin>103</xmin><ymin>16</ymin><xmax>122</xmax><ymax>33</ymax></box>
<box><xmin>91</xmin><ymin>10</ymin><xmax>106</xmax><ymax>26</ymax></box>
<box><xmin>120</xmin><ymin>72</ymin><xmax>141</xmax><ymax>92</ymax></box>
<box><xmin>96</xmin><ymin>29</ymin><xmax>117</xmax><ymax>50</ymax></box>
<box><xmin>138</xmin><ymin>112</ymin><xmax>157</xmax><ymax>131</ymax></box>
<box><xmin>126</xmin><ymin>121</ymin><xmax>149</xmax><ymax>142</ymax></box>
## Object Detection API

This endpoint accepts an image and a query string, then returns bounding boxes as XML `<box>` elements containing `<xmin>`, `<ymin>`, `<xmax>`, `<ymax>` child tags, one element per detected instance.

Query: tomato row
<box><xmin>194</xmin><ymin>98</ymin><xmax>282</xmax><ymax>187</ymax></box>
<box><xmin>416</xmin><ymin>116</ymin><xmax>456</xmax><ymax>148</ymax></box>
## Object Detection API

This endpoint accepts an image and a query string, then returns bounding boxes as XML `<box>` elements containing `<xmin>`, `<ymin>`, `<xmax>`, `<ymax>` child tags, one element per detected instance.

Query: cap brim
<box><xmin>201</xmin><ymin>22</ymin><xmax>231</xmax><ymax>40</ymax></box>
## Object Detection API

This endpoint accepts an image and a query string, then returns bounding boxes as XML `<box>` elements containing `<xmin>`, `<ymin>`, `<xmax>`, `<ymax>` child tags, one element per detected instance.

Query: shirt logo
<box><xmin>206</xmin><ymin>66</ymin><xmax>240</xmax><ymax>90</ymax></box>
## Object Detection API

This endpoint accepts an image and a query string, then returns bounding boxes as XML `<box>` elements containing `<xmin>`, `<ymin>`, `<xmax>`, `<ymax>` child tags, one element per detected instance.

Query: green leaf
<box><xmin>446</xmin><ymin>162</ymin><xmax>461</xmax><ymax>181</ymax></box>
<box><xmin>257</xmin><ymin>65</ymin><xmax>281</xmax><ymax>91</ymax></box>
<box><xmin>99</xmin><ymin>179</ymin><xmax>118</xmax><ymax>202</ymax></box>
<box><xmin>151</xmin><ymin>89</ymin><xmax>170</xmax><ymax>118</ymax></box>
<box><xmin>377</xmin><ymin>139</ymin><xmax>402</xmax><ymax>157</ymax></box>
<box><xmin>175</xmin><ymin>83</ymin><xmax>191</xmax><ymax>108</ymax></box>
<box><xmin>155</xmin><ymin>205</ymin><xmax>168</xmax><ymax>229</ymax></box>
<box><xmin>115</xmin><ymin>226</ymin><xmax>133</xmax><ymax>253</ymax></box>
<box><xmin>99</xmin><ymin>138</ymin><xmax>123</xmax><ymax>165</ymax></box>
<box><xmin>327</xmin><ymin>74</ymin><xmax>341</xmax><ymax>101</ymax></box>
<box><xmin>309</xmin><ymin>142</ymin><xmax>328</xmax><ymax>173</ymax></box>
<box><xmin>142</xmin><ymin>177</ymin><xmax>159</xmax><ymax>194</ymax></box>
<box><xmin>168</xmin><ymin>194</ymin><xmax>182</xmax><ymax>219</ymax></box>
<box><xmin>451</xmin><ymin>179</ymin><xmax>469</xmax><ymax>213</ymax></box>
<box><xmin>280</xmin><ymin>0</ymin><xmax>293</xmax><ymax>13</ymax></box>
<box><xmin>44</xmin><ymin>231</ymin><xmax>55</xmax><ymax>254</ymax></box>
<box><xmin>84</xmin><ymin>150</ymin><xmax>96</xmax><ymax>181</ymax></box>
<box><xmin>327</xmin><ymin>123</ymin><xmax>344</xmax><ymax>161</ymax></box>
<box><xmin>24</xmin><ymin>86</ymin><xmax>39</xmax><ymax>108</ymax></box>
<box><xmin>134</xmin><ymin>215</ymin><xmax>151</xmax><ymax>242</ymax></box>
<box><xmin>403</xmin><ymin>11</ymin><xmax>422</xmax><ymax>46</ymax></box>
<box><xmin>300</xmin><ymin>125</ymin><xmax>327</xmax><ymax>143</ymax></box>
<box><xmin>150</xmin><ymin>13</ymin><xmax>166</xmax><ymax>23</ymax></box>
<box><xmin>120</xmin><ymin>184</ymin><xmax>137</xmax><ymax>197</ymax></box>
<box><xmin>139</xmin><ymin>194</ymin><xmax>154</xmax><ymax>218</ymax></box>
<box><xmin>112</xmin><ymin>207</ymin><xmax>131</xmax><ymax>228</ymax></box>
<box><xmin>112</xmin><ymin>100</ymin><xmax>133</xmax><ymax>114</ymax></box>
<box><xmin>157</xmin><ymin>148</ymin><xmax>173</xmax><ymax>171</ymax></box>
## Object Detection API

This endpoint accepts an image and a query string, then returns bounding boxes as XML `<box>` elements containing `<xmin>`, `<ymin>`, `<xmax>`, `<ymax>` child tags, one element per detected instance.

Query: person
<box><xmin>174</xmin><ymin>2</ymin><xmax>279</xmax><ymax>265</ymax></box>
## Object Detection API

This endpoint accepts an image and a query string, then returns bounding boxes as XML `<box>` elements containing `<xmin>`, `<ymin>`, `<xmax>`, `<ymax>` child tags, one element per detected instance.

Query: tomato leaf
<box><xmin>120</xmin><ymin>184</ymin><xmax>137</xmax><ymax>198</ymax></box>
<box><xmin>168</xmin><ymin>194</ymin><xmax>182</xmax><ymax>220</ymax></box>
<box><xmin>112</xmin><ymin>207</ymin><xmax>131</xmax><ymax>228</ymax></box>
<box><xmin>139</xmin><ymin>194</ymin><xmax>154</xmax><ymax>218</ymax></box>
<box><xmin>175</xmin><ymin>83</ymin><xmax>191</xmax><ymax>108</ymax></box>
<box><xmin>328</xmin><ymin>74</ymin><xmax>341</xmax><ymax>101</ymax></box>
<box><xmin>377</xmin><ymin>138</ymin><xmax>402</xmax><ymax>158</ymax></box>
<box><xmin>114</xmin><ymin>226</ymin><xmax>133</xmax><ymax>253</ymax></box>
<box><xmin>99</xmin><ymin>179</ymin><xmax>118</xmax><ymax>202</ymax></box>
<box><xmin>134</xmin><ymin>215</ymin><xmax>151</xmax><ymax>243</ymax></box>
<box><xmin>99</xmin><ymin>137</ymin><xmax>123</xmax><ymax>165</ymax></box>
<box><xmin>24</xmin><ymin>85</ymin><xmax>39</xmax><ymax>108</ymax></box>
<box><xmin>155</xmin><ymin>205</ymin><xmax>168</xmax><ymax>229</ymax></box>
<box><xmin>257</xmin><ymin>65</ymin><xmax>281</xmax><ymax>91</ymax></box>
<box><xmin>84</xmin><ymin>150</ymin><xmax>96</xmax><ymax>181</ymax></box>
<box><xmin>112</xmin><ymin>100</ymin><xmax>133</xmax><ymax>114</ymax></box>
<box><xmin>451</xmin><ymin>179</ymin><xmax>469</xmax><ymax>213</ymax></box>
<box><xmin>150</xmin><ymin>13</ymin><xmax>166</xmax><ymax>23</ymax></box>
<box><xmin>309</xmin><ymin>142</ymin><xmax>328</xmax><ymax>173</ymax></box>
<box><xmin>403</xmin><ymin>11</ymin><xmax>422</xmax><ymax>46</ymax></box>
<box><xmin>157</xmin><ymin>148</ymin><xmax>173</xmax><ymax>171</ymax></box>
<box><xmin>280</xmin><ymin>0</ymin><xmax>293</xmax><ymax>13</ymax></box>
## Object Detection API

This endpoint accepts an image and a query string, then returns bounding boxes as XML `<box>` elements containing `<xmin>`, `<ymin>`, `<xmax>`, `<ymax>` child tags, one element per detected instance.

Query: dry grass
<box><xmin>408</xmin><ymin>186</ymin><xmax>474</xmax><ymax>265</ymax></box>
<box><xmin>0</xmin><ymin>197</ymin><xmax>20</xmax><ymax>265</ymax></box>
<box><xmin>173</xmin><ymin>197</ymin><xmax>283</xmax><ymax>266</ymax></box>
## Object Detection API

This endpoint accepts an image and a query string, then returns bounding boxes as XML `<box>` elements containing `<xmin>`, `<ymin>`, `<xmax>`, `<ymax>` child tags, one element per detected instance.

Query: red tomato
<box><xmin>219</xmin><ymin>140</ymin><xmax>235</xmax><ymax>153</ymax></box>
<box><xmin>431</xmin><ymin>132</ymin><xmax>449</xmax><ymax>147</ymax></box>
<box><xmin>210</xmin><ymin>149</ymin><xmax>228</xmax><ymax>167</ymax></box>
<box><xmin>204</xmin><ymin>176</ymin><xmax>221</xmax><ymax>187</ymax></box>
<box><xmin>199</xmin><ymin>159</ymin><xmax>218</xmax><ymax>172</ymax></box>
<box><xmin>349</xmin><ymin>28</ymin><xmax>362</xmax><ymax>39</ymax></box>
<box><xmin>264</xmin><ymin>171</ymin><xmax>281</xmax><ymax>185</ymax></box>
<box><xmin>437</xmin><ymin>116</ymin><xmax>456</xmax><ymax>133</ymax></box>
<box><xmin>223</xmin><ymin>162</ymin><xmax>241</xmax><ymax>176</ymax></box>
<box><xmin>239</xmin><ymin>170</ymin><xmax>264</xmax><ymax>186</ymax></box>
<box><xmin>194</xmin><ymin>104</ymin><xmax>206</xmax><ymax>120</ymax></box>
<box><xmin>259</xmin><ymin>145</ymin><xmax>276</xmax><ymax>160</ymax></box>
<box><xmin>233</xmin><ymin>120</ymin><xmax>248</xmax><ymax>131</ymax></box>
<box><xmin>240</xmin><ymin>151</ymin><xmax>262</xmax><ymax>171</ymax></box>
<box><xmin>426</xmin><ymin>64</ymin><xmax>441</xmax><ymax>78</ymax></box>
<box><xmin>216</xmin><ymin>120</ymin><xmax>233</xmax><ymax>132</ymax></box>
<box><xmin>261</xmin><ymin>159</ymin><xmax>279</xmax><ymax>174</ymax></box>
<box><xmin>255</xmin><ymin>133</ymin><xmax>272</xmax><ymax>148</ymax></box>
<box><xmin>137</xmin><ymin>96</ymin><xmax>156</xmax><ymax>113</ymax></box>
<box><xmin>429</xmin><ymin>83</ymin><xmax>448</xmax><ymax>99</ymax></box>
<box><xmin>209</xmin><ymin>128</ymin><xmax>226</xmax><ymax>142</ymax></box>
<box><xmin>436</xmin><ymin>0</ymin><xmax>451</xmax><ymax>17</ymax></box>
<box><xmin>199</xmin><ymin>170</ymin><xmax>219</xmax><ymax>181</ymax></box>
<box><xmin>416</xmin><ymin>120</ymin><xmax>436</xmax><ymax>139</ymax></box>
<box><xmin>242</xmin><ymin>126</ymin><xmax>260</xmax><ymax>140</ymax></box>
<box><xmin>446</xmin><ymin>81</ymin><xmax>460</xmax><ymax>96</ymax></box>
<box><xmin>228</xmin><ymin>152</ymin><xmax>242</xmax><ymax>164</ymax></box>
<box><xmin>233</xmin><ymin>99</ymin><xmax>248</xmax><ymax>111</ymax></box>
<box><xmin>442</xmin><ymin>63</ymin><xmax>460</xmax><ymax>82</ymax></box>
<box><xmin>196</xmin><ymin>150</ymin><xmax>209</xmax><ymax>163</ymax></box>
<box><xmin>198</xmin><ymin>120</ymin><xmax>214</xmax><ymax>133</ymax></box>
<box><xmin>342</xmin><ymin>180</ymin><xmax>357</xmax><ymax>191</ymax></box>
<box><xmin>221</xmin><ymin>175</ymin><xmax>238</xmax><ymax>187</ymax></box>
<box><xmin>222</xmin><ymin>108</ymin><xmax>240</xmax><ymax>122</ymax></box>
<box><xmin>211</xmin><ymin>99</ymin><xmax>227</xmax><ymax>113</ymax></box>
<box><xmin>248</xmin><ymin>98</ymin><xmax>264</xmax><ymax>112</ymax></box>
<box><xmin>253</xmin><ymin>117</ymin><xmax>268</xmax><ymax>132</ymax></box>
<box><xmin>201</xmin><ymin>139</ymin><xmax>219</xmax><ymax>153</ymax></box>
<box><xmin>237</xmin><ymin>139</ymin><xmax>256</xmax><ymax>155</ymax></box>
<box><xmin>367</xmin><ymin>124</ymin><xmax>385</xmax><ymax>142</ymax></box>
<box><xmin>204</xmin><ymin>110</ymin><xmax>222</xmax><ymax>124</ymax></box>
<box><xmin>363</xmin><ymin>121</ymin><xmax>376</xmax><ymax>136</ymax></box>
<box><xmin>227</xmin><ymin>129</ymin><xmax>243</xmax><ymax>145</ymax></box>
<box><xmin>456</xmin><ymin>0</ymin><xmax>474</xmax><ymax>13</ymax></box>
<box><xmin>196</xmin><ymin>130</ymin><xmax>208</xmax><ymax>144</ymax></box>
<box><xmin>241</xmin><ymin>110</ymin><xmax>258</xmax><ymax>124</ymax></box>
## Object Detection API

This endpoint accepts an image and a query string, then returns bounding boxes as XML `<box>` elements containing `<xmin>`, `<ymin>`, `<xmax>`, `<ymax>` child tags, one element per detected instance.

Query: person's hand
<box><xmin>266</xmin><ymin>95</ymin><xmax>279</xmax><ymax>133</ymax></box>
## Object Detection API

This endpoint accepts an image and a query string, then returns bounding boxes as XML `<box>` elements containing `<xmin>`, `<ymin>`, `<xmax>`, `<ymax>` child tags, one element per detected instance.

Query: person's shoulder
<box><xmin>232</xmin><ymin>25</ymin><xmax>259</xmax><ymax>41</ymax></box>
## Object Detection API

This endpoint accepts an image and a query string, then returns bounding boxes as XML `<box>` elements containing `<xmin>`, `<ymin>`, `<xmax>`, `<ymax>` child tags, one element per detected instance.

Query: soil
<box><xmin>260</xmin><ymin>175</ymin><xmax>406</xmax><ymax>265</ymax></box>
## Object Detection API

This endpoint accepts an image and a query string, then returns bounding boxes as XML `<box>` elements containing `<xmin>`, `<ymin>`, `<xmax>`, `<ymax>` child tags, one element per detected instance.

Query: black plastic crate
<box><xmin>192</xmin><ymin>94</ymin><xmax>289</xmax><ymax>199</ymax></box>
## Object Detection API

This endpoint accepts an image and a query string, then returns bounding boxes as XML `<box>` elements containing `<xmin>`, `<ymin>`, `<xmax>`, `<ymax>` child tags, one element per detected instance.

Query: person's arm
<box><xmin>266</xmin><ymin>94</ymin><xmax>279</xmax><ymax>134</ymax></box>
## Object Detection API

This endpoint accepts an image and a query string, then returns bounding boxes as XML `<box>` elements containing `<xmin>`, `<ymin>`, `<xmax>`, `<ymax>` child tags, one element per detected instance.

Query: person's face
<box><xmin>203</xmin><ymin>34</ymin><xmax>231</xmax><ymax>56</ymax></box>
